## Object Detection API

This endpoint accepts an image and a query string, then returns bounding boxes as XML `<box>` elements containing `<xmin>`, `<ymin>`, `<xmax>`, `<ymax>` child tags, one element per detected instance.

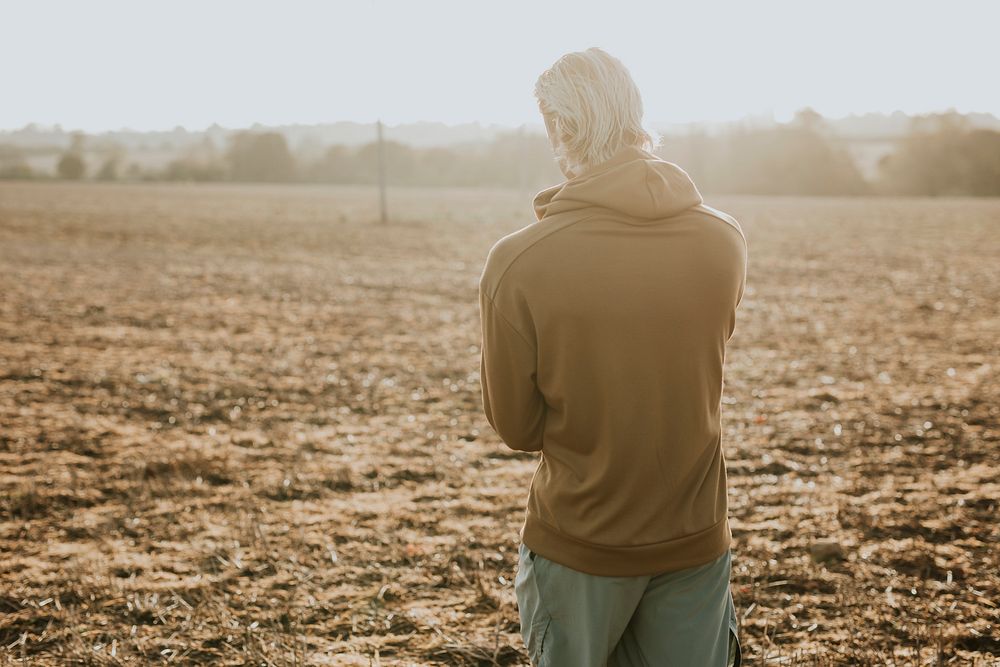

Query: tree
<box><xmin>69</xmin><ymin>131</ymin><xmax>86</xmax><ymax>154</ymax></box>
<box><xmin>57</xmin><ymin>153</ymin><xmax>85</xmax><ymax>180</ymax></box>
<box><xmin>96</xmin><ymin>157</ymin><xmax>120</xmax><ymax>181</ymax></box>
<box><xmin>792</xmin><ymin>107</ymin><xmax>825</xmax><ymax>133</ymax></box>
<box><xmin>879</xmin><ymin>116</ymin><xmax>1000</xmax><ymax>196</ymax></box>
<box><xmin>226</xmin><ymin>132</ymin><xmax>296</xmax><ymax>182</ymax></box>
<box><xmin>0</xmin><ymin>163</ymin><xmax>34</xmax><ymax>180</ymax></box>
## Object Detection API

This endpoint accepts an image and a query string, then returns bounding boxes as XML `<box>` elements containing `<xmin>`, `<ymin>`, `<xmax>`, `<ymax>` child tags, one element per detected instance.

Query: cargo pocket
<box><xmin>727</xmin><ymin>590</ymin><xmax>742</xmax><ymax>667</ymax></box>
<box><xmin>515</xmin><ymin>543</ymin><xmax>553</xmax><ymax>666</ymax></box>
<box><xmin>525</xmin><ymin>614</ymin><xmax>552</xmax><ymax>666</ymax></box>
<box><xmin>727</xmin><ymin>625</ymin><xmax>741</xmax><ymax>667</ymax></box>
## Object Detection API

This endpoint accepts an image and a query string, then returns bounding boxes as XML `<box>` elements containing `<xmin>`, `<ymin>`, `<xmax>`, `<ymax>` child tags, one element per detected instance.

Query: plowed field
<box><xmin>1</xmin><ymin>182</ymin><xmax>997</xmax><ymax>665</ymax></box>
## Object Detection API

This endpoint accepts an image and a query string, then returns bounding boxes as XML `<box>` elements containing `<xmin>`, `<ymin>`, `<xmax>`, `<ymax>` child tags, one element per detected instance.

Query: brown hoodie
<box><xmin>479</xmin><ymin>144</ymin><xmax>747</xmax><ymax>577</ymax></box>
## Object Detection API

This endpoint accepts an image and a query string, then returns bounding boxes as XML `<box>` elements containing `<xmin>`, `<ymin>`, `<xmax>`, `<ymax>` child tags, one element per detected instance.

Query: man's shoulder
<box><xmin>689</xmin><ymin>204</ymin><xmax>746</xmax><ymax>249</ymax></box>
<box><xmin>479</xmin><ymin>204</ymin><xmax>746</xmax><ymax>298</ymax></box>
<box><xmin>479</xmin><ymin>214</ymin><xmax>581</xmax><ymax>299</ymax></box>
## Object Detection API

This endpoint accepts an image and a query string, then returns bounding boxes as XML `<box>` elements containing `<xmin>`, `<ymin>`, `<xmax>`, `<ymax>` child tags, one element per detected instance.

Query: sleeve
<box><xmin>727</xmin><ymin>223</ymin><xmax>748</xmax><ymax>340</ymax></box>
<box><xmin>735</xmin><ymin>248</ymin><xmax>747</xmax><ymax>309</ymax></box>
<box><xmin>728</xmin><ymin>216</ymin><xmax>748</xmax><ymax>311</ymax></box>
<box><xmin>478</xmin><ymin>288</ymin><xmax>547</xmax><ymax>452</ymax></box>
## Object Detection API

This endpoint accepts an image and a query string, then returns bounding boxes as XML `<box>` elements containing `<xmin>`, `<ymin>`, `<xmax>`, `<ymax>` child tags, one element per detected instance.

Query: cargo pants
<box><xmin>514</xmin><ymin>542</ymin><xmax>742</xmax><ymax>666</ymax></box>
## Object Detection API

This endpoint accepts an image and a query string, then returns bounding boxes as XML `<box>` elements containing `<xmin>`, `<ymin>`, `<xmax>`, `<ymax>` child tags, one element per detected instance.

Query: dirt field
<box><xmin>1</xmin><ymin>182</ymin><xmax>998</xmax><ymax>666</ymax></box>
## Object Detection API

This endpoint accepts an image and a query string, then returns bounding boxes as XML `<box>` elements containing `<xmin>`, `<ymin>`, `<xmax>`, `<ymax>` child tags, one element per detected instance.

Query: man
<box><xmin>478</xmin><ymin>47</ymin><xmax>747</xmax><ymax>666</ymax></box>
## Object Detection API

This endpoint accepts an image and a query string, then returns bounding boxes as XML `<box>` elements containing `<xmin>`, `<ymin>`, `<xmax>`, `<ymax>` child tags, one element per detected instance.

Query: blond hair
<box><xmin>535</xmin><ymin>47</ymin><xmax>660</xmax><ymax>176</ymax></box>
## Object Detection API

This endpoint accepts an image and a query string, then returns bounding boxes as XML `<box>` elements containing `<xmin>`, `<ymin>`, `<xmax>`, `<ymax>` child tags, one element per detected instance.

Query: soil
<box><xmin>1</xmin><ymin>182</ymin><xmax>998</xmax><ymax>665</ymax></box>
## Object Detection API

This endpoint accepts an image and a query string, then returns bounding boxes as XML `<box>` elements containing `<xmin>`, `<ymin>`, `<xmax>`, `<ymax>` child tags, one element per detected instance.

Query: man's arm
<box><xmin>478</xmin><ymin>288</ymin><xmax>547</xmax><ymax>452</ymax></box>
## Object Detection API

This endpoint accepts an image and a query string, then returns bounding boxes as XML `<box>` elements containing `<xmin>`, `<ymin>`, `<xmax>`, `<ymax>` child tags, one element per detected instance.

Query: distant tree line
<box><xmin>657</xmin><ymin>109</ymin><xmax>870</xmax><ymax>195</ymax></box>
<box><xmin>2</xmin><ymin>112</ymin><xmax>998</xmax><ymax>196</ymax></box>
<box><xmin>877</xmin><ymin>113</ymin><xmax>1000</xmax><ymax>196</ymax></box>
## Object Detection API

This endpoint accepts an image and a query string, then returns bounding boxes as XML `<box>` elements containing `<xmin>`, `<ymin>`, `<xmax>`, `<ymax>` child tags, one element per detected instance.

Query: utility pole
<box><xmin>376</xmin><ymin>119</ymin><xmax>388</xmax><ymax>224</ymax></box>
<box><xmin>518</xmin><ymin>124</ymin><xmax>529</xmax><ymax>201</ymax></box>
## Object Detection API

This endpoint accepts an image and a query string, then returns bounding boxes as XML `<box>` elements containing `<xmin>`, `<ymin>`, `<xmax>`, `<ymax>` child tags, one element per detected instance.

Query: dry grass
<box><xmin>0</xmin><ymin>182</ymin><xmax>998</xmax><ymax>665</ymax></box>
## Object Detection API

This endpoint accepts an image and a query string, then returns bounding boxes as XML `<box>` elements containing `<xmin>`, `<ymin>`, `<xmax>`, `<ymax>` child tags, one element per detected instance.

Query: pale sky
<box><xmin>2</xmin><ymin>0</ymin><xmax>998</xmax><ymax>132</ymax></box>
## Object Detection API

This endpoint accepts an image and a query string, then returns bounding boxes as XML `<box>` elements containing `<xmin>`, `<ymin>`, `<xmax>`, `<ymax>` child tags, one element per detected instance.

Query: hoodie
<box><xmin>478</xmin><ymin>144</ymin><xmax>747</xmax><ymax>577</ymax></box>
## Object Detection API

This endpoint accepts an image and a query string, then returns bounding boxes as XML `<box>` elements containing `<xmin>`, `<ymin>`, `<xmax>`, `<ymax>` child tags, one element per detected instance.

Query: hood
<box><xmin>532</xmin><ymin>145</ymin><xmax>703</xmax><ymax>222</ymax></box>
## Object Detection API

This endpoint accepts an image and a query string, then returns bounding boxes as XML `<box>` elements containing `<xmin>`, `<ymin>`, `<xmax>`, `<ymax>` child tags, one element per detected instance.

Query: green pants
<box><xmin>514</xmin><ymin>542</ymin><xmax>742</xmax><ymax>666</ymax></box>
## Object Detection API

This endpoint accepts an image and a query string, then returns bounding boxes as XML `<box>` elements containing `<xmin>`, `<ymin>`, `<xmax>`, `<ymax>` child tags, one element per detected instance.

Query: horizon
<box><xmin>3</xmin><ymin>0</ymin><xmax>999</xmax><ymax>134</ymax></box>
<box><xmin>5</xmin><ymin>107</ymin><xmax>998</xmax><ymax>137</ymax></box>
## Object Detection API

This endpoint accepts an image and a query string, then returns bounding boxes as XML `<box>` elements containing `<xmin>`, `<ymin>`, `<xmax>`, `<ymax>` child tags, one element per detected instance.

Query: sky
<box><xmin>2</xmin><ymin>0</ymin><xmax>998</xmax><ymax>133</ymax></box>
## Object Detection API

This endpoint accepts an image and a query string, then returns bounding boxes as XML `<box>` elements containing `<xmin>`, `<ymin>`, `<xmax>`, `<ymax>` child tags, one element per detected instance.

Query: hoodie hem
<box><xmin>520</xmin><ymin>514</ymin><xmax>732</xmax><ymax>577</ymax></box>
